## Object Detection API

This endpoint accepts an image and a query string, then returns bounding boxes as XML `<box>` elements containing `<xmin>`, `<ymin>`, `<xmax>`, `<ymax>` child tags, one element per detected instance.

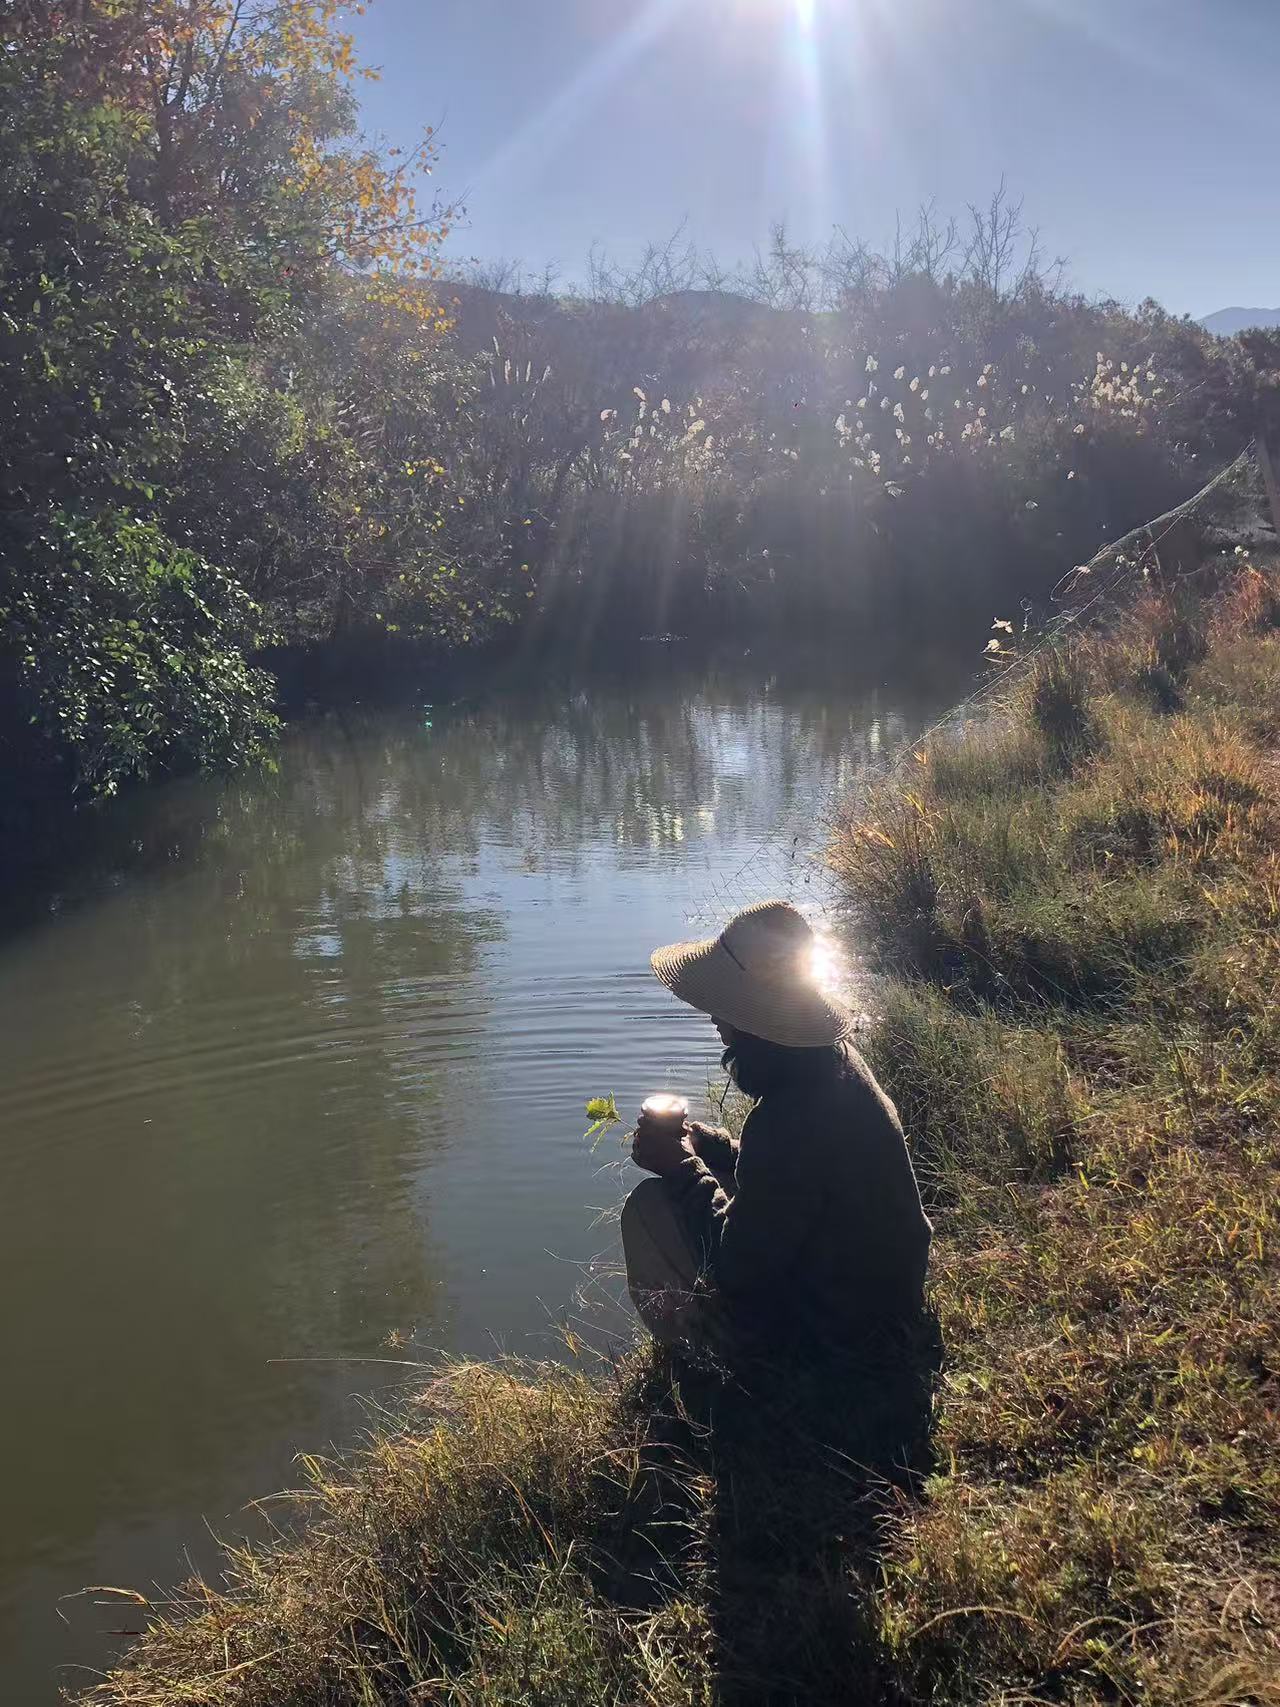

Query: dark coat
<box><xmin>666</xmin><ymin>1042</ymin><xmax>932</xmax><ymax>1345</ymax></box>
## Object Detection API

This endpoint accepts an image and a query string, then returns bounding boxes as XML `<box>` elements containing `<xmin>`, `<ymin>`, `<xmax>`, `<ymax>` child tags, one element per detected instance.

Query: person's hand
<box><xmin>631</xmin><ymin>1107</ymin><xmax>690</xmax><ymax>1177</ymax></box>
<box><xmin>684</xmin><ymin>1120</ymin><xmax>725</xmax><ymax>1157</ymax></box>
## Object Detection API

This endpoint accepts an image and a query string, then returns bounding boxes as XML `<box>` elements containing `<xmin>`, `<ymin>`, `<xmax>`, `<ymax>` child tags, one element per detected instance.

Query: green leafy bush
<box><xmin>1</xmin><ymin>510</ymin><xmax>278</xmax><ymax>793</ymax></box>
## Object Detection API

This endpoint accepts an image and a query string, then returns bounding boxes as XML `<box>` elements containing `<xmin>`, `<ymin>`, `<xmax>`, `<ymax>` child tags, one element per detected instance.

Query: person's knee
<box><xmin>622</xmin><ymin>1178</ymin><xmax>699</xmax><ymax>1343</ymax></box>
<box><xmin>622</xmin><ymin>1175</ymin><xmax>701</xmax><ymax>1300</ymax></box>
<box><xmin>621</xmin><ymin>1175</ymin><xmax>670</xmax><ymax>1242</ymax></box>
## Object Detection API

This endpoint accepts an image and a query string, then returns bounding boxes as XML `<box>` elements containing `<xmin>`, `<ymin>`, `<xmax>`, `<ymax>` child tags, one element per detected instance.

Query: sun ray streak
<box><xmin>785</xmin><ymin>0</ymin><xmax>830</xmax><ymax>243</ymax></box>
<box><xmin>470</xmin><ymin>0</ymin><xmax>686</xmax><ymax>198</ymax></box>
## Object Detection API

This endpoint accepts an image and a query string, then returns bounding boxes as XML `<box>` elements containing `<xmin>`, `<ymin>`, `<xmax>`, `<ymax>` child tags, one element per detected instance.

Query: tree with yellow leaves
<box><xmin>2</xmin><ymin>0</ymin><xmax>450</xmax><ymax>314</ymax></box>
<box><xmin>0</xmin><ymin>0</ymin><xmax>510</xmax><ymax>797</ymax></box>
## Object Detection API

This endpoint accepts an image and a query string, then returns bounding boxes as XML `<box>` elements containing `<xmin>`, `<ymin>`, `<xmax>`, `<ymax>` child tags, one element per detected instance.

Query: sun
<box><xmin>720</xmin><ymin>0</ymin><xmax>822</xmax><ymax>27</ymax></box>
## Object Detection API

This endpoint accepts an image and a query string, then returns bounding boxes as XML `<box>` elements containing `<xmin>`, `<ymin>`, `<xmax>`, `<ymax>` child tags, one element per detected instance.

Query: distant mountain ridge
<box><xmin>1201</xmin><ymin>306</ymin><xmax>1280</xmax><ymax>336</ymax></box>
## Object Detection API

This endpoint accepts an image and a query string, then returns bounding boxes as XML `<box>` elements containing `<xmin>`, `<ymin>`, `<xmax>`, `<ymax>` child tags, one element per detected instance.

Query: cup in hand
<box><xmin>632</xmin><ymin>1093</ymin><xmax>690</xmax><ymax>1176</ymax></box>
<box><xmin>640</xmin><ymin>1093</ymin><xmax>689</xmax><ymax>1131</ymax></box>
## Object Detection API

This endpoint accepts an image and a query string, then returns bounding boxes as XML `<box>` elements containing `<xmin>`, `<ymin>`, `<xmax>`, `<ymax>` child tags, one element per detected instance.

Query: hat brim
<box><xmin>651</xmin><ymin>934</ymin><xmax>854</xmax><ymax>1048</ymax></box>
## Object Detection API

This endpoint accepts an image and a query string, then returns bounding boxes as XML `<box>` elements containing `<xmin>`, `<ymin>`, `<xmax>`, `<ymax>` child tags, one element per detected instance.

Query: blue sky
<box><xmin>349</xmin><ymin>0</ymin><xmax>1280</xmax><ymax>318</ymax></box>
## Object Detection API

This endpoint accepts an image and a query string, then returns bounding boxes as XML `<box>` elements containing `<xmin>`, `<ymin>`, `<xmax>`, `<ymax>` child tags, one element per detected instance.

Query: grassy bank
<box><xmin>831</xmin><ymin>544</ymin><xmax>1280</xmax><ymax>1702</ymax></box>
<box><xmin>81</xmin><ymin>537</ymin><xmax>1280</xmax><ymax>1706</ymax></box>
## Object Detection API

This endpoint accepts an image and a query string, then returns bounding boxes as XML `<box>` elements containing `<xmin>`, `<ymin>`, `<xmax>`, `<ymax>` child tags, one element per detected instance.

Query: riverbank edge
<box><xmin>77</xmin><ymin>535</ymin><xmax>1280</xmax><ymax>1705</ymax></box>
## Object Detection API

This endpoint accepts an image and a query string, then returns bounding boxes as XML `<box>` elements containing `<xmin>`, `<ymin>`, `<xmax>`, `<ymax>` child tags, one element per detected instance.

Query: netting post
<box><xmin>1257</xmin><ymin>438</ymin><xmax>1280</xmax><ymax>541</ymax></box>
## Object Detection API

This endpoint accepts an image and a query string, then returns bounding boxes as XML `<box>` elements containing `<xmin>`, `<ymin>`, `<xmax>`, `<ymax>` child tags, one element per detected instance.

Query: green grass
<box><xmin>79</xmin><ymin>549</ymin><xmax>1280</xmax><ymax>1706</ymax></box>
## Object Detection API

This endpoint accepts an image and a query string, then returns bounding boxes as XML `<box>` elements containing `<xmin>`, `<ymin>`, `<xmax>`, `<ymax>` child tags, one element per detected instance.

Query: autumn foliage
<box><xmin>2</xmin><ymin>0</ymin><xmax>447</xmax><ymax>288</ymax></box>
<box><xmin>0</xmin><ymin>0</ymin><xmax>521</xmax><ymax>797</ymax></box>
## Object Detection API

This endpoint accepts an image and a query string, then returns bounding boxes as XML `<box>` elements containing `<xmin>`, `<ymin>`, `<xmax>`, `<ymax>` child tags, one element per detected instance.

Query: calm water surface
<box><xmin>0</xmin><ymin>648</ymin><xmax>964</xmax><ymax>1700</ymax></box>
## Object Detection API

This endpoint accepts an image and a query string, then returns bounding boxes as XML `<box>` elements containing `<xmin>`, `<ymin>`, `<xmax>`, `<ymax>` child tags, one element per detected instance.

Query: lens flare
<box><xmin>809</xmin><ymin>931</ymin><xmax>849</xmax><ymax>998</ymax></box>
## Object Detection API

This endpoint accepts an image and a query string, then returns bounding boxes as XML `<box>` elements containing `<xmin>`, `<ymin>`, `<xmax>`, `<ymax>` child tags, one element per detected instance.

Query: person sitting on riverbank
<box><xmin>622</xmin><ymin>899</ymin><xmax>932</xmax><ymax>1357</ymax></box>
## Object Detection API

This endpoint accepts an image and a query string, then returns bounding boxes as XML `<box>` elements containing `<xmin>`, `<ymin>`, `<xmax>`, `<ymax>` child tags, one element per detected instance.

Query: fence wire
<box><xmin>683</xmin><ymin>442</ymin><xmax>1263</xmax><ymax>951</ymax></box>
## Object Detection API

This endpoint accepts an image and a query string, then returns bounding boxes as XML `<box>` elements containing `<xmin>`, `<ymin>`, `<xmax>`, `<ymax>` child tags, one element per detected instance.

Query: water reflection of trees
<box><xmin>257</xmin><ymin>646</ymin><xmax>962</xmax><ymax>881</ymax></box>
<box><xmin>0</xmin><ymin>645</ymin><xmax>967</xmax><ymax>930</ymax></box>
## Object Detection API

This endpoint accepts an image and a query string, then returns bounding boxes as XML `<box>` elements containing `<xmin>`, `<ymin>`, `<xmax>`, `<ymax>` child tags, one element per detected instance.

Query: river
<box><xmin>0</xmin><ymin>644</ymin><xmax>966</xmax><ymax>1700</ymax></box>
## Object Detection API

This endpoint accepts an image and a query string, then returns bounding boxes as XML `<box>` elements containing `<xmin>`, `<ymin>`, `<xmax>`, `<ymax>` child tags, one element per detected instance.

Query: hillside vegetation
<box><xmin>81</xmin><ymin>520</ymin><xmax>1280</xmax><ymax>1704</ymax></box>
<box><xmin>5</xmin><ymin>3</ymin><xmax>1280</xmax><ymax>805</ymax></box>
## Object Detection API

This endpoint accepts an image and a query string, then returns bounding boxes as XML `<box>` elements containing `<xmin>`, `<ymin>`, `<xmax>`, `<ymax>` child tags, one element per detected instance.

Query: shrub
<box><xmin>1126</xmin><ymin>590</ymin><xmax>1210</xmax><ymax>712</ymax></box>
<box><xmin>830</xmin><ymin>794</ymin><xmax>944</xmax><ymax>976</ymax></box>
<box><xmin>0</xmin><ymin>509</ymin><xmax>279</xmax><ymax>793</ymax></box>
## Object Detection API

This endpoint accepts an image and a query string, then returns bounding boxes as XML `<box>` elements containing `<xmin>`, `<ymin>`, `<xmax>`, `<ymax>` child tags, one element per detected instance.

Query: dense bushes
<box><xmin>1</xmin><ymin>509</ymin><xmax>278</xmax><ymax>793</ymax></box>
<box><xmin>453</xmin><ymin>226</ymin><xmax>1280</xmax><ymax>637</ymax></box>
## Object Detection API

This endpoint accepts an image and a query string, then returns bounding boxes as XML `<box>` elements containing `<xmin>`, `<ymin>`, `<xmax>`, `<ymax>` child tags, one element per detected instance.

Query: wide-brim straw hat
<box><xmin>651</xmin><ymin>899</ymin><xmax>854</xmax><ymax>1048</ymax></box>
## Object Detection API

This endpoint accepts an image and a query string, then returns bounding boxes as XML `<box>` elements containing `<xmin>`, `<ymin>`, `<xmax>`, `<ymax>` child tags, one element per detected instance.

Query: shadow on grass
<box><xmin>597</xmin><ymin>1321</ymin><xmax>942</xmax><ymax>1705</ymax></box>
